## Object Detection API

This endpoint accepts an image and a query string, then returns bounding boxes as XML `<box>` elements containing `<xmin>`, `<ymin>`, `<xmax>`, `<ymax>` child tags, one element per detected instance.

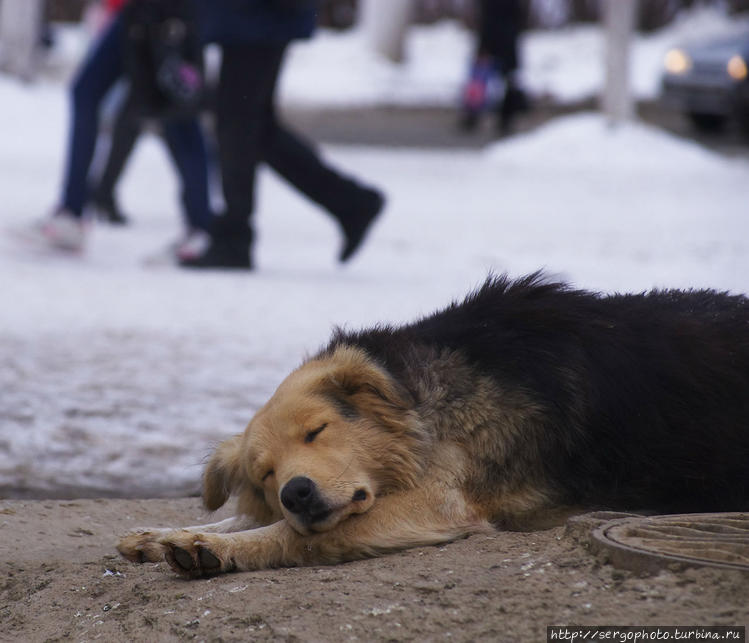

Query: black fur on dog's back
<box><xmin>325</xmin><ymin>273</ymin><xmax>749</xmax><ymax>513</ymax></box>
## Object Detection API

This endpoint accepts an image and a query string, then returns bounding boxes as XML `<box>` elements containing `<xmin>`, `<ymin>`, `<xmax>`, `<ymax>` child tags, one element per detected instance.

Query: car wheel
<box><xmin>687</xmin><ymin>112</ymin><xmax>727</xmax><ymax>133</ymax></box>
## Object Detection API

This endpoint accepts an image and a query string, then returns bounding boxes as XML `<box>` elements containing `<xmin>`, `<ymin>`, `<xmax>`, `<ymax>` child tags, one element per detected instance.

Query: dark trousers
<box><xmin>476</xmin><ymin>0</ymin><xmax>520</xmax><ymax>71</ymax></box>
<box><xmin>61</xmin><ymin>14</ymin><xmax>210</xmax><ymax>231</ymax></box>
<box><xmin>216</xmin><ymin>43</ymin><xmax>375</xmax><ymax>239</ymax></box>
<box><xmin>94</xmin><ymin>93</ymin><xmax>212</xmax><ymax>232</ymax></box>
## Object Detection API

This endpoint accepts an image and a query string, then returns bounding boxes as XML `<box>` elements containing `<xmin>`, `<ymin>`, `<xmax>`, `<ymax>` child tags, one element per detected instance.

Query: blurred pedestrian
<box><xmin>181</xmin><ymin>0</ymin><xmax>385</xmax><ymax>269</ymax></box>
<box><xmin>33</xmin><ymin>0</ymin><xmax>213</xmax><ymax>261</ymax></box>
<box><xmin>90</xmin><ymin>0</ymin><xmax>210</xmax><ymax>241</ymax></box>
<box><xmin>459</xmin><ymin>0</ymin><xmax>528</xmax><ymax>134</ymax></box>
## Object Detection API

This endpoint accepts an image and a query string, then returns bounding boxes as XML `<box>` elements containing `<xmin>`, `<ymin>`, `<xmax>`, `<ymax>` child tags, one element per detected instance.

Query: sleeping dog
<box><xmin>118</xmin><ymin>274</ymin><xmax>749</xmax><ymax>577</ymax></box>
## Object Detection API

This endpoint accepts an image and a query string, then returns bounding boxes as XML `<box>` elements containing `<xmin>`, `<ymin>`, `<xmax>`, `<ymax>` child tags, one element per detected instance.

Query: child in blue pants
<box><xmin>39</xmin><ymin>9</ymin><xmax>211</xmax><ymax>255</ymax></box>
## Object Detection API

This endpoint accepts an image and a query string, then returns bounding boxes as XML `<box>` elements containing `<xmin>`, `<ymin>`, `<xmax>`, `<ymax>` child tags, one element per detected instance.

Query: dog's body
<box><xmin>118</xmin><ymin>274</ymin><xmax>749</xmax><ymax>577</ymax></box>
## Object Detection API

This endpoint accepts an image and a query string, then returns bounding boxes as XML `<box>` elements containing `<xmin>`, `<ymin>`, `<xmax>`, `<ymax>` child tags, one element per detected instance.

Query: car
<box><xmin>660</xmin><ymin>30</ymin><xmax>749</xmax><ymax>134</ymax></box>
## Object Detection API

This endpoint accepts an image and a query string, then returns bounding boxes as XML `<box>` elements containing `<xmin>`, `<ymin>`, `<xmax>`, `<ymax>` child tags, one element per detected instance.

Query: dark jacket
<box><xmin>192</xmin><ymin>0</ymin><xmax>317</xmax><ymax>46</ymax></box>
<box><xmin>477</xmin><ymin>0</ymin><xmax>521</xmax><ymax>72</ymax></box>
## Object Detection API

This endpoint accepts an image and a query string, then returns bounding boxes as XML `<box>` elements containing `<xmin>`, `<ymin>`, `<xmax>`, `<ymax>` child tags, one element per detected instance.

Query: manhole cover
<box><xmin>591</xmin><ymin>513</ymin><xmax>749</xmax><ymax>574</ymax></box>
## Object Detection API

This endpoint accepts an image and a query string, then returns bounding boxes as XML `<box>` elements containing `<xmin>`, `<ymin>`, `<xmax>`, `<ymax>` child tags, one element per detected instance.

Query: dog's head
<box><xmin>202</xmin><ymin>346</ymin><xmax>426</xmax><ymax>535</ymax></box>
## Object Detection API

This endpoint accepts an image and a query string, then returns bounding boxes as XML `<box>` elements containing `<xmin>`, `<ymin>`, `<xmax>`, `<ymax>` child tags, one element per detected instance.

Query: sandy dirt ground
<box><xmin>1</xmin><ymin>498</ymin><xmax>747</xmax><ymax>642</ymax></box>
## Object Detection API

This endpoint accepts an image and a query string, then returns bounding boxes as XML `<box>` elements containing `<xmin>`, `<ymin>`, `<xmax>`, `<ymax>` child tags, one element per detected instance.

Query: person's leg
<box><xmin>181</xmin><ymin>43</ymin><xmax>285</xmax><ymax>268</ymax></box>
<box><xmin>264</xmin><ymin>123</ymin><xmax>384</xmax><ymax>262</ymax></box>
<box><xmin>496</xmin><ymin>67</ymin><xmax>528</xmax><ymax>135</ymax></box>
<box><xmin>60</xmin><ymin>15</ymin><xmax>125</xmax><ymax>217</ymax></box>
<box><xmin>162</xmin><ymin>117</ymin><xmax>212</xmax><ymax>233</ymax></box>
<box><xmin>216</xmin><ymin>44</ymin><xmax>284</xmax><ymax>234</ymax></box>
<box><xmin>90</xmin><ymin>91</ymin><xmax>141</xmax><ymax>224</ymax></box>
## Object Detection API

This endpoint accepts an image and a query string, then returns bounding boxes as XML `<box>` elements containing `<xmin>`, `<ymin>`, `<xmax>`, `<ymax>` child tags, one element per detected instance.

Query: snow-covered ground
<box><xmin>1</xmin><ymin>9</ymin><xmax>748</xmax><ymax>497</ymax></box>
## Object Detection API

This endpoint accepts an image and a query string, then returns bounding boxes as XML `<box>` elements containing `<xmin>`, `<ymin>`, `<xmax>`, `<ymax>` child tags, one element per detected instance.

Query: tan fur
<box><xmin>117</xmin><ymin>346</ymin><xmax>552</xmax><ymax>578</ymax></box>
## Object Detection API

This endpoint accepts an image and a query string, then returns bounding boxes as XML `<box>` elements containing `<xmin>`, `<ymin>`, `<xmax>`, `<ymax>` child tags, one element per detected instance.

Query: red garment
<box><xmin>104</xmin><ymin>0</ymin><xmax>129</xmax><ymax>13</ymax></box>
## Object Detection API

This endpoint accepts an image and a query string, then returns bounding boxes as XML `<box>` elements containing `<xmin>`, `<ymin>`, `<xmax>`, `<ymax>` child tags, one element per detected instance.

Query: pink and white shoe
<box><xmin>175</xmin><ymin>229</ymin><xmax>211</xmax><ymax>262</ymax></box>
<box><xmin>143</xmin><ymin>229</ymin><xmax>212</xmax><ymax>266</ymax></box>
<box><xmin>30</xmin><ymin>210</ymin><xmax>87</xmax><ymax>253</ymax></box>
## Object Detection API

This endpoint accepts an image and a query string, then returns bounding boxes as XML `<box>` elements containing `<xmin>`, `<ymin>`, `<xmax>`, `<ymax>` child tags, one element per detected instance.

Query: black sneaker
<box><xmin>179</xmin><ymin>235</ymin><xmax>252</xmax><ymax>270</ymax></box>
<box><xmin>92</xmin><ymin>198</ymin><xmax>129</xmax><ymax>225</ymax></box>
<box><xmin>338</xmin><ymin>189</ymin><xmax>385</xmax><ymax>263</ymax></box>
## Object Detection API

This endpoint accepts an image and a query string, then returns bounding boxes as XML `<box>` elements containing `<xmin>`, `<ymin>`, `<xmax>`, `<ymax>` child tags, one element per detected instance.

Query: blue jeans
<box><xmin>60</xmin><ymin>14</ymin><xmax>211</xmax><ymax>232</ymax></box>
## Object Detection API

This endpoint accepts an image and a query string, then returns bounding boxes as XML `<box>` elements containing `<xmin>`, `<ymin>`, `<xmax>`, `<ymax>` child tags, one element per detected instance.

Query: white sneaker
<box><xmin>143</xmin><ymin>229</ymin><xmax>211</xmax><ymax>266</ymax></box>
<box><xmin>33</xmin><ymin>210</ymin><xmax>86</xmax><ymax>253</ymax></box>
<box><xmin>175</xmin><ymin>229</ymin><xmax>211</xmax><ymax>262</ymax></box>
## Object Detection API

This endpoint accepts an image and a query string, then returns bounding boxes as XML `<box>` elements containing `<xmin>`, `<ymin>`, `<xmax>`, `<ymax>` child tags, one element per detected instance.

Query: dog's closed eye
<box><xmin>304</xmin><ymin>423</ymin><xmax>328</xmax><ymax>444</ymax></box>
<box><xmin>262</xmin><ymin>470</ymin><xmax>274</xmax><ymax>482</ymax></box>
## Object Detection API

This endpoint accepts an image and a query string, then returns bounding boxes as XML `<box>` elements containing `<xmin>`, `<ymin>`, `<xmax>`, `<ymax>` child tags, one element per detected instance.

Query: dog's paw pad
<box><xmin>198</xmin><ymin>547</ymin><xmax>221</xmax><ymax>570</ymax></box>
<box><xmin>160</xmin><ymin>534</ymin><xmax>227</xmax><ymax>578</ymax></box>
<box><xmin>172</xmin><ymin>546</ymin><xmax>197</xmax><ymax>572</ymax></box>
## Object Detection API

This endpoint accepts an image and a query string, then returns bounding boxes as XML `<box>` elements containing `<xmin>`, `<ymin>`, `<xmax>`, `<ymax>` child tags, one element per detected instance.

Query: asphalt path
<box><xmin>284</xmin><ymin>99</ymin><xmax>749</xmax><ymax>160</ymax></box>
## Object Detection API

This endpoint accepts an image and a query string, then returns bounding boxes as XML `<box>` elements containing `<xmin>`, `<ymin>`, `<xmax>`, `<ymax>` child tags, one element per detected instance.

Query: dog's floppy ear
<box><xmin>202</xmin><ymin>434</ymin><xmax>243</xmax><ymax>511</ymax></box>
<box><xmin>322</xmin><ymin>347</ymin><xmax>413</xmax><ymax>427</ymax></box>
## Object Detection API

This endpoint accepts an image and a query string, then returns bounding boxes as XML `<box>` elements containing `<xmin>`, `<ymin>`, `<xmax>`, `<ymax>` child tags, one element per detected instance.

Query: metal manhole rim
<box><xmin>590</xmin><ymin>512</ymin><xmax>749</xmax><ymax>575</ymax></box>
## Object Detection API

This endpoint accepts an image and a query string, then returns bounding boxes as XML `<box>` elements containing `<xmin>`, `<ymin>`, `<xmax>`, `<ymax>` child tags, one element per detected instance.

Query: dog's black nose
<box><xmin>281</xmin><ymin>476</ymin><xmax>320</xmax><ymax>515</ymax></box>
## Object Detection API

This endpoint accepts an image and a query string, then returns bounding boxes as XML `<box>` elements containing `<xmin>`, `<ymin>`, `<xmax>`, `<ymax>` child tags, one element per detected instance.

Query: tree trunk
<box><xmin>0</xmin><ymin>0</ymin><xmax>45</xmax><ymax>81</ymax></box>
<box><xmin>601</xmin><ymin>0</ymin><xmax>637</xmax><ymax>125</ymax></box>
<box><xmin>358</xmin><ymin>0</ymin><xmax>414</xmax><ymax>63</ymax></box>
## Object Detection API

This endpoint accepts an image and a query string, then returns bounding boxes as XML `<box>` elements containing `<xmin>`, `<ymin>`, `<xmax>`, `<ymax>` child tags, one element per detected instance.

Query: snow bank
<box><xmin>484</xmin><ymin>112</ymin><xmax>728</xmax><ymax>171</ymax></box>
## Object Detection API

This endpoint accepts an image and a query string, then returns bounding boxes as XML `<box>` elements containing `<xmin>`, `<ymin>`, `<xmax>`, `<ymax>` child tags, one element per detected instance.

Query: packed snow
<box><xmin>1</xmin><ymin>9</ymin><xmax>748</xmax><ymax>497</ymax></box>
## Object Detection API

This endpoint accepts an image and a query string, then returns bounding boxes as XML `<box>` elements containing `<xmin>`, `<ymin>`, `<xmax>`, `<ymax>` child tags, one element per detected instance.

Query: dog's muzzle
<box><xmin>280</xmin><ymin>476</ymin><xmax>332</xmax><ymax>525</ymax></box>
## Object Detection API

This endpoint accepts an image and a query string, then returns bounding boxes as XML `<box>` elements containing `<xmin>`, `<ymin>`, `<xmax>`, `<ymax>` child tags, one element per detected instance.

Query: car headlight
<box><xmin>727</xmin><ymin>54</ymin><xmax>748</xmax><ymax>81</ymax></box>
<box><xmin>664</xmin><ymin>48</ymin><xmax>692</xmax><ymax>75</ymax></box>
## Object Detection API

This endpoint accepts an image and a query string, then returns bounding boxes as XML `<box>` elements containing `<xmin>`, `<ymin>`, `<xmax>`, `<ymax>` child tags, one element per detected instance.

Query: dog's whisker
<box><xmin>334</xmin><ymin>457</ymin><xmax>354</xmax><ymax>483</ymax></box>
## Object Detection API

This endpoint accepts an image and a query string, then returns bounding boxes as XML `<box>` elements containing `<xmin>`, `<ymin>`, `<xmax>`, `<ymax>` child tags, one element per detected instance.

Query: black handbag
<box><xmin>123</xmin><ymin>0</ymin><xmax>205</xmax><ymax>119</ymax></box>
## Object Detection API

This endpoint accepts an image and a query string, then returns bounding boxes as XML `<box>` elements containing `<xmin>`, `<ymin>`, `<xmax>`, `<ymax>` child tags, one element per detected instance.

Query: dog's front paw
<box><xmin>117</xmin><ymin>530</ymin><xmax>168</xmax><ymax>564</ymax></box>
<box><xmin>160</xmin><ymin>532</ymin><xmax>235</xmax><ymax>579</ymax></box>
